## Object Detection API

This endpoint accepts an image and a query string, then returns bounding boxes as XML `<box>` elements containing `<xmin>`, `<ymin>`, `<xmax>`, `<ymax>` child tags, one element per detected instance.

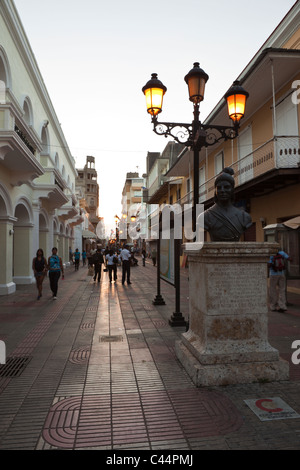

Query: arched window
<box><xmin>0</xmin><ymin>80</ymin><xmax>5</xmax><ymax>104</ymax></box>
<box><xmin>0</xmin><ymin>46</ymin><xmax>11</xmax><ymax>101</ymax></box>
<box><xmin>55</xmin><ymin>153</ymin><xmax>60</xmax><ymax>169</ymax></box>
<box><xmin>23</xmin><ymin>97</ymin><xmax>33</xmax><ymax>126</ymax></box>
<box><xmin>41</xmin><ymin>125</ymin><xmax>50</xmax><ymax>154</ymax></box>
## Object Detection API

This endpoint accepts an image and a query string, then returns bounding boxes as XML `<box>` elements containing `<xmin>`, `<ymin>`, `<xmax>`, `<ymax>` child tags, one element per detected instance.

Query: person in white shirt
<box><xmin>120</xmin><ymin>245</ymin><xmax>131</xmax><ymax>285</ymax></box>
<box><xmin>105</xmin><ymin>249</ymin><xmax>118</xmax><ymax>283</ymax></box>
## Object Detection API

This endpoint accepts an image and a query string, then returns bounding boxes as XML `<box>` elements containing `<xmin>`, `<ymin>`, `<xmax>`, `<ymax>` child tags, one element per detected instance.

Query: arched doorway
<box><xmin>13</xmin><ymin>200</ymin><xmax>34</xmax><ymax>284</ymax></box>
<box><xmin>0</xmin><ymin>185</ymin><xmax>15</xmax><ymax>294</ymax></box>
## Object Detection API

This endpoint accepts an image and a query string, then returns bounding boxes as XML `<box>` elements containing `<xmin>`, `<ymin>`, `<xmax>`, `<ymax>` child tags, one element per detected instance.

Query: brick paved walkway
<box><xmin>0</xmin><ymin>258</ymin><xmax>300</xmax><ymax>451</ymax></box>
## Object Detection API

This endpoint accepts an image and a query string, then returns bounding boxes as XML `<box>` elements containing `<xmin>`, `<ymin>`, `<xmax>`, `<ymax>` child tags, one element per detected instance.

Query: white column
<box><xmin>32</xmin><ymin>200</ymin><xmax>40</xmax><ymax>258</ymax></box>
<box><xmin>13</xmin><ymin>223</ymin><xmax>34</xmax><ymax>284</ymax></box>
<box><xmin>47</xmin><ymin>211</ymin><xmax>55</xmax><ymax>257</ymax></box>
<box><xmin>0</xmin><ymin>217</ymin><xmax>16</xmax><ymax>295</ymax></box>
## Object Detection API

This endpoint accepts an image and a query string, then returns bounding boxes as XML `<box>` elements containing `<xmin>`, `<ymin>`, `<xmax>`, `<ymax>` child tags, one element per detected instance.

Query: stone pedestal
<box><xmin>175</xmin><ymin>242</ymin><xmax>289</xmax><ymax>386</ymax></box>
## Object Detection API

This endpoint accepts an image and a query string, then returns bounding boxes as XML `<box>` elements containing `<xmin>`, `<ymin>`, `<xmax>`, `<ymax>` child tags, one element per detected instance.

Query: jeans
<box><xmin>108</xmin><ymin>264</ymin><xmax>117</xmax><ymax>282</ymax></box>
<box><xmin>122</xmin><ymin>260</ymin><xmax>131</xmax><ymax>284</ymax></box>
<box><xmin>94</xmin><ymin>264</ymin><xmax>102</xmax><ymax>281</ymax></box>
<box><xmin>269</xmin><ymin>274</ymin><xmax>287</xmax><ymax>310</ymax></box>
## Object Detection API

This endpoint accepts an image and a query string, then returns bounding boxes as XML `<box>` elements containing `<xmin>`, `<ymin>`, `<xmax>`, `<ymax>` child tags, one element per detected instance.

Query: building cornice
<box><xmin>0</xmin><ymin>0</ymin><xmax>77</xmax><ymax>176</ymax></box>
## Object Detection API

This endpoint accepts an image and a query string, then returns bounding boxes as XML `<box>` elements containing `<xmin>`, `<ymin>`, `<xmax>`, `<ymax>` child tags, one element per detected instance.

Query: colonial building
<box><xmin>143</xmin><ymin>142</ymin><xmax>185</xmax><ymax>255</ymax></box>
<box><xmin>0</xmin><ymin>0</ymin><xmax>82</xmax><ymax>294</ymax></box>
<box><xmin>146</xmin><ymin>2</ymin><xmax>300</xmax><ymax>279</ymax></box>
<box><xmin>120</xmin><ymin>172</ymin><xmax>145</xmax><ymax>247</ymax></box>
<box><xmin>76</xmin><ymin>155</ymin><xmax>100</xmax><ymax>231</ymax></box>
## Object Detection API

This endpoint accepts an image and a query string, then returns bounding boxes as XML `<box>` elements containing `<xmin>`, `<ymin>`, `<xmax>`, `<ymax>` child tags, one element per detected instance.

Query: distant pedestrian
<box><xmin>106</xmin><ymin>249</ymin><xmax>118</xmax><ymax>283</ymax></box>
<box><xmin>92</xmin><ymin>247</ymin><xmax>104</xmax><ymax>282</ymax></box>
<box><xmin>88</xmin><ymin>243</ymin><xmax>97</xmax><ymax>266</ymax></box>
<box><xmin>120</xmin><ymin>245</ymin><xmax>131</xmax><ymax>284</ymax></box>
<box><xmin>104</xmin><ymin>246</ymin><xmax>109</xmax><ymax>266</ymax></box>
<box><xmin>268</xmin><ymin>249</ymin><xmax>291</xmax><ymax>312</ymax></box>
<box><xmin>74</xmin><ymin>249</ymin><xmax>80</xmax><ymax>271</ymax></box>
<box><xmin>82</xmin><ymin>250</ymin><xmax>87</xmax><ymax>266</ymax></box>
<box><xmin>142</xmin><ymin>249</ymin><xmax>146</xmax><ymax>267</ymax></box>
<box><xmin>48</xmin><ymin>247</ymin><xmax>64</xmax><ymax>299</ymax></box>
<box><xmin>151</xmin><ymin>248</ymin><xmax>157</xmax><ymax>266</ymax></box>
<box><xmin>32</xmin><ymin>248</ymin><xmax>47</xmax><ymax>300</ymax></box>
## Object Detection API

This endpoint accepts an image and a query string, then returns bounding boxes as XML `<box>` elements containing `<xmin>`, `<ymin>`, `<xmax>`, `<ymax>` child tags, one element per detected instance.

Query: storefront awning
<box><xmin>82</xmin><ymin>230</ymin><xmax>97</xmax><ymax>238</ymax></box>
<box><xmin>283</xmin><ymin>216</ymin><xmax>300</xmax><ymax>230</ymax></box>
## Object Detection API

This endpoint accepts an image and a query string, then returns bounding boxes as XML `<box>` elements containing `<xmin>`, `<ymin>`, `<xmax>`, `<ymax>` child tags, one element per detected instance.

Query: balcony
<box><xmin>0</xmin><ymin>103</ymin><xmax>44</xmax><ymax>186</ymax></box>
<box><xmin>33</xmin><ymin>169</ymin><xmax>69</xmax><ymax>211</ymax></box>
<box><xmin>58</xmin><ymin>193</ymin><xmax>79</xmax><ymax>221</ymax></box>
<box><xmin>199</xmin><ymin>136</ymin><xmax>300</xmax><ymax>205</ymax></box>
<box><xmin>0</xmin><ymin>129</ymin><xmax>44</xmax><ymax>185</ymax></box>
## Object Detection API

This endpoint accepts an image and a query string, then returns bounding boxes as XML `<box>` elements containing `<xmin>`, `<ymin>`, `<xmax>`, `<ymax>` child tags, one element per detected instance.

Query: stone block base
<box><xmin>176</xmin><ymin>340</ymin><xmax>290</xmax><ymax>387</ymax></box>
<box><xmin>0</xmin><ymin>282</ymin><xmax>16</xmax><ymax>296</ymax></box>
<box><xmin>176</xmin><ymin>242</ymin><xmax>290</xmax><ymax>386</ymax></box>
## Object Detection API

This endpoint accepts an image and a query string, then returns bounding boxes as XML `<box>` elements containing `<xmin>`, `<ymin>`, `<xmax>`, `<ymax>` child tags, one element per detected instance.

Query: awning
<box><xmin>82</xmin><ymin>230</ymin><xmax>97</xmax><ymax>238</ymax></box>
<box><xmin>283</xmin><ymin>216</ymin><xmax>300</xmax><ymax>230</ymax></box>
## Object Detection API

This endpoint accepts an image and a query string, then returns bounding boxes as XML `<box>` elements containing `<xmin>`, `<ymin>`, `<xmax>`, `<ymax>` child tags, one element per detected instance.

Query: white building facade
<box><xmin>0</xmin><ymin>0</ymin><xmax>82</xmax><ymax>295</ymax></box>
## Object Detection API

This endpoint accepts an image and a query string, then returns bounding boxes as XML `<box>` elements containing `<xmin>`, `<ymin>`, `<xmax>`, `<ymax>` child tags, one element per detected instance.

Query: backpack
<box><xmin>272</xmin><ymin>253</ymin><xmax>285</xmax><ymax>272</ymax></box>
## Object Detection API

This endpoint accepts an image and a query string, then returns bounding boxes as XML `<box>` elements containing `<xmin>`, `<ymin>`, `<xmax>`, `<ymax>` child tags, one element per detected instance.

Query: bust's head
<box><xmin>214</xmin><ymin>167</ymin><xmax>235</xmax><ymax>203</ymax></box>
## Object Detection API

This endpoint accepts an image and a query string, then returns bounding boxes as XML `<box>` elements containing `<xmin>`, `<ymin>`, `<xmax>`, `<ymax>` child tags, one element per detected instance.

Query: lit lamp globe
<box><xmin>184</xmin><ymin>62</ymin><xmax>209</xmax><ymax>104</ymax></box>
<box><xmin>225</xmin><ymin>80</ymin><xmax>249</xmax><ymax>125</ymax></box>
<box><xmin>142</xmin><ymin>73</ymin><xmax>167</xmax><ymax>116</ymax></box>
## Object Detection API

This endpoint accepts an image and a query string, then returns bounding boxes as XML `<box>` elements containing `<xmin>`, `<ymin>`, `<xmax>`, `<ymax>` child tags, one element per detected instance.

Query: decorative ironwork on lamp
<box><xmin>142</xmin><ymin>64</ymin><xmax>249</xmax><ymax>150</ymax></box>
<box><xmin>142</xmin><ymin>62</ymin><xmax>249</xmax><ymax>232</ymax></box>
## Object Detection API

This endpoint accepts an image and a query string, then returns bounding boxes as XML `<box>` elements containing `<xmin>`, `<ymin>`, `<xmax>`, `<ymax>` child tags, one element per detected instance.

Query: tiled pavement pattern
<box><xmin>0</xmin><ymin>259</ymin><xmax>300</xmax><ymax>450</ymax></box>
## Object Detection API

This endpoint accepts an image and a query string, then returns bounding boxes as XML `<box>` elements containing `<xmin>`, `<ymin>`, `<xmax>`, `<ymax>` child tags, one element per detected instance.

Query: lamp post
<box><xmin>142</xmin><ymin>63</ymin><xmax>249</xmax><ymax>234</ymax></box>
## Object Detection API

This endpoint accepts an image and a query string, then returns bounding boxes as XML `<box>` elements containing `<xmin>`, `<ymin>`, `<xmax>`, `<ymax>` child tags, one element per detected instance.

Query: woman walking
<box><xmin>48</xmin><ymin>247</ymin><xmax>64</xmax><ymax>299</ymax></box>
<box><xmin>32</xmin><ymin>249</ymin><xmax>47</xmax><ymax>300</ymax></box>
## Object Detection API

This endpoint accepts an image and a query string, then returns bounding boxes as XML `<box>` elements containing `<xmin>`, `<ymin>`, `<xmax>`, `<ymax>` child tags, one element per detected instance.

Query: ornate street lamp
<box><xmin>142</xmin><ymin>62</ymin><xmax>249</xmax><ymax>233</ymax></box>
<box><xmin>142</xmin><ymin>73</ymin><xmax>167</xmax><ymax>116</ymax></box>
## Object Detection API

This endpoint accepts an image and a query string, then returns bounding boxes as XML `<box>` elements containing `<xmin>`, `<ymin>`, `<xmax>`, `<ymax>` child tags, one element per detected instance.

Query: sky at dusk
<box><xmin>13</xmin><ymin>0</ymin><xmax>297</xmax><ymax>231</ymax></box>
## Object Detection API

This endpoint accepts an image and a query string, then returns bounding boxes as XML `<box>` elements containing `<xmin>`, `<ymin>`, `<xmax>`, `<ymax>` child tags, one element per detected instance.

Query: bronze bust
<box><xmin>200</xmin><ymin>167</ymin><xmax>252</xmax><ymax>242</ymax></box>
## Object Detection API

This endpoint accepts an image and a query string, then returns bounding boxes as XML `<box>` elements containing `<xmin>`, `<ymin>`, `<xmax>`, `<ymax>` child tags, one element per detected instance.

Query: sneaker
<box><xmin>53</xmin><ymin>296</ymin><xmax>57</xmax><ymax>300</ymax></box>
<box><xmin>37</xmin><ymin>295</ymin><xmax>41</xmax><ymax>300</ymax></box>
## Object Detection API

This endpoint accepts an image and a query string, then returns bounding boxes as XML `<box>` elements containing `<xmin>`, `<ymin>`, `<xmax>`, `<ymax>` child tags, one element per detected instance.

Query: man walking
<box><xmin>120</xmin><ymin>245</ymin><xmax>131</xmax><ymax>285</ymax></box>
<box><xmin>74</xmin><ymin>248</ymin><xmax>80</xmax><ymax>271</ymax></box>
<box><xmin>269</xmin><ymin>249</ymin><xmax>291</xmax><ymax>312</ymax></box>
<box><xmin>92</xmin><ymin>247</ymin><xmax>104</xmax><ymax>282</ymax></box>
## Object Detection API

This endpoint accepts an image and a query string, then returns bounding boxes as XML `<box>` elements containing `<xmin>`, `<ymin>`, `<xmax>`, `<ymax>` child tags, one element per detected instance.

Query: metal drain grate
<box><xmin>0</xmin><ymin>356</ymin><xmax>32</xmax><ymax>377</ymax></box>
<box><xmin>99</xmin><ymin>335</ymin><xmax>123</xmax><ymax>343</ymax></box>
